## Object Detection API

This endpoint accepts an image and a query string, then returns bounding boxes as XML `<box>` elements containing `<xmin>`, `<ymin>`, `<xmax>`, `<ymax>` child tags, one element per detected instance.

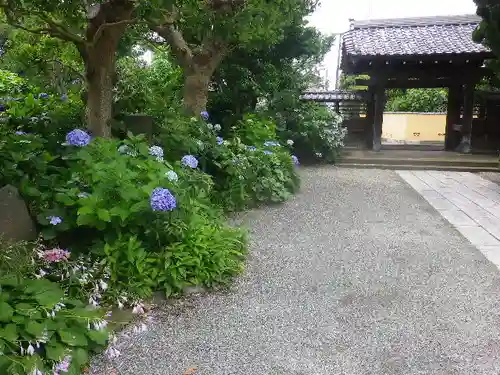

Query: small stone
<box><xmin>0</xmin><ymin>185</ymin><xmax>37</xmax><ymax>242</ymax></box>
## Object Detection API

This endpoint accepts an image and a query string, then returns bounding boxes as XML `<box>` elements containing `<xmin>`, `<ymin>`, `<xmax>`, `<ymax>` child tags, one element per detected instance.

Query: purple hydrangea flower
<box><xmin>200</xmin><ymin>111</ymin><xmax>209</xmax><ymax>121</ymax></box>
<box><xmin>38</xmin><ymin>93</ymin><xmax>49</xmax><ymax>99</ymax></box>
<box><xmin>291</xmin><ymin>155</ymin><xmax>299</xmax><ymax>165</ymax></box>
<box><xmin>66</xmin><ymin>129</ymin><xmax>91</xmax><ymax>147</ymax></box>
<box><xmin>216</xmin><ymin>136</ymin><xmax>223</xmax><ymax>145</ymax></box>
<box><xmin>149</xmin><ymin>145</ymin><xmax>164</xmax><ymax>160</ymax></box>
<box><xmin>264</xmin><ymin>150</ymin><xmax>273</xmax><ymax>155</ymax></box>
<box><xmin>150</xmin><ymin>188</ymin><xmax>177</xmax><ymax>212</ymax></box>
<box><xmin>181</xmin><ymin>155</ymin><xmax>198</xmax><ymax>169</ymax></box>
<box><xmin>15</xmin><ymin>130</ymin><xmax>26</xmax><ymax>135</ymax></box>
<box><xmin>247</xmin><ymin>146</ymin><xmax>256</xmax><ymax>152</ymax></box>
<box><xmin>47</xmin><ymin>216</ymin><xmax>62</xmax><ymax>225</ymax></box>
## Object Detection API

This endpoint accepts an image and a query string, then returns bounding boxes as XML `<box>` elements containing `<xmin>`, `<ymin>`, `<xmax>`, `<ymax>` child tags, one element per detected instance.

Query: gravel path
<box><xmin>91</xmin><ymin>168</ymin><xmax>500</xmax><ymax>375</ymax></box>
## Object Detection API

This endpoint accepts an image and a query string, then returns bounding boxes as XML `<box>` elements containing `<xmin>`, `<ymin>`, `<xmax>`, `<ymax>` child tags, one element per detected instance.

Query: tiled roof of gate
<box><xmin>342</xmin><ymin>14</ymin><xmax>491</xmax><ymax>57</ymax></box>
<box><xmin>300</xmin><ymin>90</ymin><xmax>368</xmax><ymax>101</ymax></box>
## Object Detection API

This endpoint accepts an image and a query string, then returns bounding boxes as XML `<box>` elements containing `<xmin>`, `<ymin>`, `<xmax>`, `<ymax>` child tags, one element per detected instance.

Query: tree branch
<box><xmin>90</xmin><ymin>18</ymin><xmax>137</xmax><ymax>46</ymax></box>
<box><xmin>153</xmin><ymin>24</ymin><xmax>194</xmax><ymax>69</ymax></box>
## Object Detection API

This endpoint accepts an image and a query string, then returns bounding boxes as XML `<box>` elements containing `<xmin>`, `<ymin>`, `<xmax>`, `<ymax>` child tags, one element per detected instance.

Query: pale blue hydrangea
<box><xmin>166</xmin><ymin>170</ymin><xmax>178</xmax><ymax>182</ymax></box>
<box><xmin>47</xmin><ymin>216</ymin><xmax>62</xmax><ymax>225</ymax></box>
<box><xmin>61</xmin><ymin>94</ymin><xmax>68</xmax><ymax>101</ymax></box>
<box><xmin>264</xmin><ymin>141</ymin><xmax>280</xmax><ymax>147</ymax></box>
<box><xmin>149</xmin><ymin>145</ymin><xmax>164</xmax><ymax>161</ymax></box>
<box><xmin>200</xmin><ymin>111</ymin><xmax>209</xmax><ymax>121</ymax></box>
<box><xmin>216</xmin><ymin>136</ymin><xmax>223</xmax><ymax>145</ymax></box>
<box><xmin>181</xmin><ymin>155</ymin><xmax>198</xmax><ymax>169</ymax></box>
<box><xmin>264</xmin><ymin>150</ymin><xmax>273</xmax><ymax>155</ymax></box>
<box><xmin>247</xmin><ymin>146</ymin><xmax>256</xmax><ymax>151</ymax></box>
<box><xmin>78</xmin><ymin>192</ymin><xmax>90</xmax><ymax>199</ymax></box>
<box><xmin>15</xmin><ymin>130</ymin><xmax>26</xmax><ymax>135</ymax></box>
<box><xmin>118</xmin><ymin>144</ymin><xmax>137</xmax><ymax>157</ymax></box>
<box><xmin>214</xmin><ymin>124</ymin><xmax>221</xmax><ymax>131</ymax></box>
<box><xmin>66</xmin><ymin>129</ymin><xmax>91</xmax><ymax>147</ymax></box>
<box><xmin>291</xmin><ymin>155</ymin><xmax>299</xmax><ymax>165</ymax></box>
<box><xmin>38</xmin><ymin>93</ymin><xmax>49</xmax><ymax>99</ymax></box>
<box><xmin>150</xmin><ymin>188</ymin><xmax>177</xmax><ymax>211</ymax></box>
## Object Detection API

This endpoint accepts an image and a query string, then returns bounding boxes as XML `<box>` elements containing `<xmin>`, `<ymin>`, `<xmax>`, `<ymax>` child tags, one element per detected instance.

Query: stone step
<box><xmin>337</xmin><ymin>163</ymin><xmax>500</xmax><ymax>172</ymax></box>
<box><xmin>340</xmin><ymin>157</ymin><xmax>498</xmax><ymax>168</ymax></box>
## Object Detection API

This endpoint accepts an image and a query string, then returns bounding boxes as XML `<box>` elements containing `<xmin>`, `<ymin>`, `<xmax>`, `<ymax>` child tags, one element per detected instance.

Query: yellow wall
<box><xmin>382</xmin><ymin>112</ymin><xmax>446</xmax><ymax>142</ymax></box>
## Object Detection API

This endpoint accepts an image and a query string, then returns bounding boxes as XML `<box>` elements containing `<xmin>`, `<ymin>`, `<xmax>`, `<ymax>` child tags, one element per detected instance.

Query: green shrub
<box><xmin>28</xmin><ymin>133</ymin><xmax>247</xmax><ymax>299</ymax></box>
<box><xmin>0</xmin><ymin>274</ymin><xmax>108</xmax><ymax>375</ymax></box>
<box><xmin>232</xmin><ymin>113</ymin><xmax>277</xmax><ymax>146</ymax></box>
<box><xmin>267</xmin><ymin>101</ymin><xmax>346</xmax><ymax>163</ymax></box>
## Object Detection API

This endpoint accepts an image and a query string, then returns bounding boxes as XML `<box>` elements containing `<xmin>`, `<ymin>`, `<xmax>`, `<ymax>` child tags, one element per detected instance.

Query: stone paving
<box><xmin>397</xmin><ymin>170</ymin><xmax>500</xmax><ymax>268</ymax></box>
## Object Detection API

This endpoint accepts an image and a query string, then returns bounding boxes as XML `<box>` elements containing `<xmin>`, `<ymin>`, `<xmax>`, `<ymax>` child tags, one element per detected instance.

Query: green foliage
<box><xmin>268</xmin><ymin>98</ymin><xmax>346</xmax><ymax>163</ymax></box>
<box><xmin>386</xmin><ymin>88</ymin><xmax>448</xmax><ymax>113</ymax></box>
<box><xmin>0</xmin><ymin>273</ymin><xmax>108</xmax><ymax>375</ymax></box>
<box><xmin>474</xmin><ymin>0</ymin><xmax>500</xmax><ymax>56</ymax></box>
<box><xmin>233</xmin><ymin>114</ymin><xmax>277</xmax><ymax>146</ymax></box>
<box><xmin>115</xmin><ymin>48</ymin><xmax>183</xmax><ymax>120</ymax></box>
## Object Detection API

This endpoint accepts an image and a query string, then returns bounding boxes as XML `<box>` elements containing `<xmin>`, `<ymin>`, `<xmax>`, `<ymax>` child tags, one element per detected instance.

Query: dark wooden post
<box><xmin>456</xmin><ymin>83</ymin><xmax>474</xmax><ymax>153</ymax></box>
<box><xmin>365</xmin><ymin>91</ymin><xmax>375</xmax><ymax>149</ymax></box>
<box><xmin>372</xmin><ymin>86</ymin><xmax>385</xmax><ymax>152</ymax></box>
<box><xmin>445</xmin><ymin>85</ymin><xmax>462</xmax><ymax>151</ymax></box>
<box><xmin>335</xmin><ymin>101</ymin><xmax>340</xmax><ymax>114</ymax></box>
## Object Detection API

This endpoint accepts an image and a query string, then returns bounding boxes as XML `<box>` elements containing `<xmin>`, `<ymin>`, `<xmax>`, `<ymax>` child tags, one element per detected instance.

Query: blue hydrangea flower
<box><xmin>78</xmin><ymin>192</ymin><xmax>90</xmax><ymax>199</ymax></box>
<box><xmin>181</xmin><ymin>155</ymin><xmax>198</xmax><ymax>169</ymax></box>
<box><xmin>264</xmin><ymin>141</ymin><xmax>280</xmax><ymax>147</ymax></box>
<box><xmin>118</xmin><ymin>144</ymin><xmax>137</xmax><ymax>157</ymax></box>
<box><xmin>166</xmin><ymin>170</ymin><xmax>178</xmax><ymax>182</ymax></box>
<box><xmin>61</xmin><ymin>94</ymin><xmax>68</xmax><ymax>101</ymax></box>
<box><xmin>66</xmin><ymin>129</ymin><xmax>91</xmax><ymax>147</ymax></box>
<box><xmin>291</xmin><ymin>155</ymin><xmax>299</xmax><ymax>165</ymax></box>
<box><xmin>38</xmin><ymin>93</ymin><xmax>49</xmax><ymax>99</ymax></box>
<box><xmin>264</xmin><ymin>150</ymin><xmax>273</xmax><ymax>155</ymax></box>
<box><xmin>247</xmin><ymin>146</ymin><xmax>256</xmax><ymax>152</ymax></box>
<box><xmin>0</xmin><ymin>104</ymin><xmax>5</xmax><ymax>112</ymax></box>
<box><xmin>47</xmin><ymin>216</ymin><xmax>62</xmax><ymax>225</ymax></box>
<box><xmin>149</xmin><ymin>145</ymin><xmax>164</xmax><ymax>161</ymax></box>
<box><xmin>150</xmin><ymin>187</ymin><xmax>177</xmax><ymax>212</ymax></box>
<box><xmin>216</xmin><ymin>136</ymin><xmax>223</xmax><ymax>145</ymax></box>
<box><xmin>15</xmin><ymin>131</ymin><xmax>26</xmax><ymax>135</ymax></box>
<box><xmin>200</xmin><ymin>111</ymin><xmax>209</xmax><ymax>121</ymax></box>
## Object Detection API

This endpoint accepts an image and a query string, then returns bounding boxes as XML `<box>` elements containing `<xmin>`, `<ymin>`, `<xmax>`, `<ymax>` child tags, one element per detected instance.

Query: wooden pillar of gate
<box><xmin>445</xmin><ymin>85</ymin><xmax>463</xmax><ymax>151</ymax></box>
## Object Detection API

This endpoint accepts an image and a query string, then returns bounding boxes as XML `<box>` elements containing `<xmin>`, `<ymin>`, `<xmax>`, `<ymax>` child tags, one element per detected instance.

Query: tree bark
<box><xmin>183</xmin><ymin>71</ymin><xmax>211</xmax><ymax>116</ymax></box>
<box><xmin>80</xmin><ymin>0</ymin><xmax>135</xmax><ymax>137</ymax></box>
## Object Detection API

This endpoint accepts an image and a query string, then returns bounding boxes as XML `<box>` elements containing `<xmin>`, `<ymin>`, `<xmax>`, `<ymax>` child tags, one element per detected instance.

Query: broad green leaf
<box><xmin>1</xmin><ymin>324</ymin><xmax>18</xmax><ymax>342</ymax></box>
<box><xmin>97</xmin><ymin>208</ymin><xmax>111</xmax><ymax>222</ymax></box>
<box><xmin>72</xmin><ymin>347</ymin><xmax>89</xmax><ymax>366</ymax></box>
<box><xmin>0</xmin><ymin>302</ymin><xmax>14</xmax><ymax>322</ymax></box>
<box><xmin>58</xmin><ymin>329</ymin><xmax>88</xmax><ymax>346</ymax></box>
<box><xmin>45</xmin><ymin>343</ymin><xmax>66</xmax><ymax>361</ymax></box>
<box><xmin>86</xmin><ymin>329</ymin><xmax>108</xmax><ymax>345</ymax></box>
<box><xmin>25</xmin><ymin>321</ymin><xmax>45</xmax><ymax>337</ymax></box>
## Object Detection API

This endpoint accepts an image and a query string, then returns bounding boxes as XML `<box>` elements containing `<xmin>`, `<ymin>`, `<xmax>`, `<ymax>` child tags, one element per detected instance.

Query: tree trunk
<box><xmin>80</xmin><ymin>1</ymin><xmax>134</xmax><ymax>137</ymax></box>
<box><xmin>85</xmin><ymin>49</ymin><xmax>115</xmax><ymax>137</ymax></box>
<box><xmin>183</xmin><ymin>71</ymin><xmax>211</xmax><ymax>116</ymax></box>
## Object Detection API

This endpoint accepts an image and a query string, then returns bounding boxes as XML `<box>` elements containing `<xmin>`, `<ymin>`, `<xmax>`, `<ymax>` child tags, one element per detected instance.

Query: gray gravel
<box><xmin>91</xmin><ymin>167</ymin><xmax>500</xmax><ymax>375</ymax></box>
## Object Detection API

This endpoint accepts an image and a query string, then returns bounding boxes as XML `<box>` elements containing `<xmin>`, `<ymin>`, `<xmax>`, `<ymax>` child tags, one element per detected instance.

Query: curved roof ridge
<box><xmin>352</xmin><ymin>14</ymin><xmax>481</xmax><ymax>29</ymax></box>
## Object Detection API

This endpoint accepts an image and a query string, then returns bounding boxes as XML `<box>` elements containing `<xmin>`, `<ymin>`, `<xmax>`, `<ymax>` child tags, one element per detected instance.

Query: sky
<box><xmin>307</xmin><ymin>0</ymin><xmax>478</xmax><ymax>88</ymax></box>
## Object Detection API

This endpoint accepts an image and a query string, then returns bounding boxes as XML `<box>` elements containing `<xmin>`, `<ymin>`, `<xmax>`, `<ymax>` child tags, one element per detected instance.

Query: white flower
<box><xmin>315</xmin><ymin>152</ymin><xmax>323</xmax><ymax>158</ymax></box>
<box><xmin>214</xmin><ymin>124</ymin><xmax>221</xmax><ymax>131</ymax></box>
<box><xmin>105</xmin><ymin>347</ymin><xmax>121</xmax><ymax>359</ymax></box>
<box><xmin>132</xmin><ymin>303</ymin><xmax>145</xmax><ymax>315</ymax></box>
<box><xmin>27</xmin><ymin>343</ymin><xmax>35</xmax><ymax>356</ymax></box>
<box><xmin>117</xmin><ymin>300</ymin><xmax>124</xmax><ymax>309</ymax></box>
<box><xmin>206</xmin><ymin>123</ymin><xmax>213</xmax><ymax>130</ymax></box>
<box><xmin>166</xmin><ymin>170</ymin><xmax>178</xmax><ymax>182</ymax></box>
<box><xmin>30</xmin><ymin>367</ymin><xmax>43</xmax><ymax>375</ymax></box>
<box><xmin>93</xmin><ymin>320</ymin><xmax>108</xmax><ymax>330</ymax></box>
<box><xmin>286</xmin><ymin>139</ymin><xmax>294</xmax><ymax>146</ymax></box>
<box><xmin>99</xmin><ymin>280</ymin><xmax>108</xmax><ymax>291</ymax></box>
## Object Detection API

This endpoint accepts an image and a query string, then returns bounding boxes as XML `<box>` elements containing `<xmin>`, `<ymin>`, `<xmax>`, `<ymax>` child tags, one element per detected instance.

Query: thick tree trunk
<box><xmin>183</xmin><ymin>71</ymin><xmax>211</xmax><ymax>116</ymax></box>
<box><xmin>85</xmin><ymin>49</ymin><xmax>115</xmax><ymax>137</ymax></box>
<box><xmin>80</xmin><ymin>0</ymin><xmax>134</xmax><ymax>137</ymax></box>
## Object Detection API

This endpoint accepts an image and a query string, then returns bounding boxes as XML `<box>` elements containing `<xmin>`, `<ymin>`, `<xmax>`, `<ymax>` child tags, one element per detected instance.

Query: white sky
<box><xmin>307</xmin><ymin>0</ymin><xmax>478</xmax><ymax>88</ymax></box>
